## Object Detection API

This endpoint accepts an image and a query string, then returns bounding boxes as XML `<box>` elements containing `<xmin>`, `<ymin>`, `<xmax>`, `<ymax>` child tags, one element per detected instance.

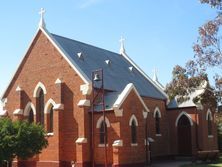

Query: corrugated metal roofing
<box><xmin>92</xmin><ymin>91</ymin><xmax>119</xmax><ymax>111</ymax></box>
<box><xmin>51</xmin><ymin>33</ymin><xmax>166</xmax><ymax>100</ymax></box>
<box><xmin>167</xmin><ymin>88</ymin><xmax>205</xmax><ymax>109</ymax></box>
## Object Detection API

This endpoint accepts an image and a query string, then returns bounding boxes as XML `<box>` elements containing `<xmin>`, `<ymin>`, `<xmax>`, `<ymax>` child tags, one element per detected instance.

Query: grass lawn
<box><xmin>180</xmin><ymin>156</ymin><xmax>222</xmax><ymax>167</ymax></box>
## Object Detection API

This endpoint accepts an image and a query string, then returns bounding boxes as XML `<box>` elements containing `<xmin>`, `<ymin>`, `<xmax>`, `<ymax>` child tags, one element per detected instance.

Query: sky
<box><xmin>0</xmin><ymin>0</ymin><xmax>217</xmax><ymax>98</ymax></box>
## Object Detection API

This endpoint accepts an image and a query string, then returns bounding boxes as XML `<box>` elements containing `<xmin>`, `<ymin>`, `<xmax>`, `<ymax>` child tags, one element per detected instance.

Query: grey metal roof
<box><xmin>93</xmin><ymin>91</ymin><xmax>119</xmax><ymax>111</ymax></box>
<box><xmin>51</xmin><ymin>33</ymin><xmax>166</xmax><ymax>100</ymax></box>
<box><xmin>167</xmin><ymin>88</ymin><xmax>205</xmax><ymax>109</ymax></box>
<box><xmin>167</xmin><ymin>98</ymin><xmax>196</xmax><ymax>109</ymax></box>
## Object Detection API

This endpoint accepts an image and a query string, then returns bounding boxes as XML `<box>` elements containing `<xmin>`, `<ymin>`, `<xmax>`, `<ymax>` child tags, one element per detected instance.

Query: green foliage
<box><xmin>0</xmin><ymin>118</ymin><xmax>17</xmax><ymax>165</ymax></box>
<box><xmin>0</xmin><ymin>118</ymin><xmax>48</xmax><ymax>166</ymax></box>
<box><xmin>13</xmin><ymin>121</ymin><xmax>48</xmax><ymax>160</ymax></box>
<box><xmin>166</xmin><ymin>0</ymin><xmax>222</xmax><ymax>106</ymax></box>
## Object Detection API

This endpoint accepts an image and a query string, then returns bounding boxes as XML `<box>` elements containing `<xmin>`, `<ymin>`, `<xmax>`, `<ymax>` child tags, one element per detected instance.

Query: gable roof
<box><xmin>2</xmin><ymin>26</ymin><xmax>167</xmax><ymax>100</ymax></box>
<box><xmin>1</xmin><ymin>27</ymin><xmax>90</xmax><ymax>99</ymax></box>
<box><xmin>113</xmin><ymin>83</ymin><xmax>150</xmax><ymax>112</ymax></box>
<box><xmin>51</xmin><ymin>33</ymin><xmax>167</xmax><ymax>99</ymax></box>
<box><xmin>167</xmin><ymin>82</ymin><xmax>207</xmax><ymax>109</ymax></box>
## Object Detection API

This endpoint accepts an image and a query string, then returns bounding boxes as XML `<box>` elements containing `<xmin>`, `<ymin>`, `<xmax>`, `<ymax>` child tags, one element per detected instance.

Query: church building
<box><xmin>0</xmin><ymin>9</ymin><xmax>218</xmax><ymax>167</ymax></box>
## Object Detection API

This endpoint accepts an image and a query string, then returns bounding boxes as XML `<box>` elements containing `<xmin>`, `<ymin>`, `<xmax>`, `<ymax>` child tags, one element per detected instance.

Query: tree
<box><xmin>165</xmin><ymin>65</ymin><xmax>217</xmax><ymax>108</ymax></box>
<box><xmin>0</xmin><ymin>118</ymin><xmax>17</xmax><ymax>167</ymax></box>
<box><xmin>166</xmin><ymin>0</ymin><xmax>222</xmax><ymax>105</ymax></box>
<box><xmin>0</xmin><ymin>118</ymin><xmax>48</xmax><ymax>167</ymax></box>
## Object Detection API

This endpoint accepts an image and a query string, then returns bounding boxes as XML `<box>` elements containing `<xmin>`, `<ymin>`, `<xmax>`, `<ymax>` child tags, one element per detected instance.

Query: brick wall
<box><xmin>143</xmin><ymin>97</ymin><xmax>170</xmax><ymax>157</ymax></box>
<box><xmin>4</xmin><ymin>30</ymin><xmax>87</xmax><ymax>166</ymax></box>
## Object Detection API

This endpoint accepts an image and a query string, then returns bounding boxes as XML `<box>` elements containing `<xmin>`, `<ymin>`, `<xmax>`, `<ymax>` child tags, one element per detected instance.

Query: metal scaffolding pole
<box><xmin>91</xmin><ymin>69</ymin><xmax>107</xmax><ymax>167</ymax></box>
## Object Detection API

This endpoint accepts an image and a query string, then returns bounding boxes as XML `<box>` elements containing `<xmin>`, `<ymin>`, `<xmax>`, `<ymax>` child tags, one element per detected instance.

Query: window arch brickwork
<box><xmin>206</xmin><ymin>109</ymin><xmax>213</xmax><ymax>136</ymax></box>
<box><xmin>38</xmin><ymin>89</ymin><xmax>45</xmax><ymax>126</ymax></box>
<box><xmin>99</xmin><ymin>121</ymin><xmax>107</xmax><ymax>144</ymax></box>
<box><xmin>129</xmin><ymin>115</ymin><xmax>138</xmax><ymax>144</ymax></box>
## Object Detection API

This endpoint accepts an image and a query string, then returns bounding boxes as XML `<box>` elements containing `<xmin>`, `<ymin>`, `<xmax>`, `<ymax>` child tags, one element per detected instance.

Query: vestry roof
<box><xmin>51</xmin><ymin>33</ymin><xmax>167</xmax><ymax>100</ymax></box>
<box><xmin>167</xmin><ymin>81</ymin><xmax>207</xmax><ymax>109</ymax></box>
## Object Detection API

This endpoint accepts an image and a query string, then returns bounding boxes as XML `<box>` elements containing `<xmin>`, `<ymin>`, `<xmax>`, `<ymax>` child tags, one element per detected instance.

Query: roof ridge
<box><xmin>120</xmin><ymin>52</ymin><xmax>169</xmax><ymax>99</ymax></box>
<box><xmin>51</xmin><ymin>33</ymin><xmax>121</xmax><ymax>57</ymax></box>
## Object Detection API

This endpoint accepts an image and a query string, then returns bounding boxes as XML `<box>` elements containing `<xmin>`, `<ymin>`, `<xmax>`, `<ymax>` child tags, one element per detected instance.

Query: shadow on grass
<box><xmin>181</xmin><ymin>156</ymin><xmax>222</xmax><ymax>167</ymax></box>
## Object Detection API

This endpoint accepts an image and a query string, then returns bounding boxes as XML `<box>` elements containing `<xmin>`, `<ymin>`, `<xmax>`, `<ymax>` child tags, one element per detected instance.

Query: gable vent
<box><xmin>77</xmin><ymin>52</ymin><xmax>84</xmax><ymax>60</ymax></box>
<box><xmin>105</xmin><ymin>60</ymin><xmax>111</xmax><ymax>65</ymax></box>
<box><xmin>129</xmin><ymin>66</ymin><xmax>133</xmax><ymax>72</ymax></box>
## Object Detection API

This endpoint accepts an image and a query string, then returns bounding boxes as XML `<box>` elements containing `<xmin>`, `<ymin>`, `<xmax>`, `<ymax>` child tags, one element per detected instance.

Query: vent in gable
<box><xmin>105</xmin><ymin>60</ymin><xmax>111</xmax><ymax>65</ymax></box>
<box><xmin>77</xmin><ymin>52</ymin><xmax>84</xmax><ymax>60</ymax></box>
<box><xmin>129</xmin><ymin>66</ymin><xmax>133</xmax><ymax>72</ymax></box>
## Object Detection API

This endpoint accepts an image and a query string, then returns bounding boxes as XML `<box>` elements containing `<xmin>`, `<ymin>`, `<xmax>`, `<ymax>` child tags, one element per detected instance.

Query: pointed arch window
<box><xmin>28</xmin><ymin>109</ymin><xmax>34</xmax><ymax>123</ymax></box>
<box><xmin>131</xmin><ymin>119</ymin><xmax>137</xmax><ymax>144</ymax></box>
<box><xmin>48</xmin><ymin>106</ymin><xmax>54</xmax><ymax>133</ymax></box>
<box><xmin>155</xmin><ymin>112</ymin><xmax>161</xmax><ymax>134</ymax></box>
<box><xmin>129</xmin><ymin>115</ymin><xmax>138</xmax><ymax>145</ymax></box>
<box><xmin>99</xmin><ymin>121</ymin><xmax>107</xmax><ymax>144</ymax></box>
<box><xmin>154</xmin><ymin>107</ymin><xmax>161</xmax><ymax>135</ymax></box>
<box><xmin>38</xmin><ymin>89</ymin><xmax>45</xmax><ymax>126</ymax></box>
<box><xmin>207</xmin><ymin>112</ymin><xmax>213</xmax><ymax>136</ymax></box>
<box><xmin>24</xmin><ymin>102</ymin><xmax>36</xmax><ymax>123</ymax></box>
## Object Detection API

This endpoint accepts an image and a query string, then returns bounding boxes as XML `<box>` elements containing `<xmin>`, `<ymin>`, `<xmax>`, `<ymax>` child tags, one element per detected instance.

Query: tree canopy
<box><xmin>166</xmin><ymin>0</ymin><xmax>222</xmax><ymax>106</ymax></box>
<box><xmin>0</xmin><ymin>118</ymin><xmax>48</xmax><ymax>166</ymax></box>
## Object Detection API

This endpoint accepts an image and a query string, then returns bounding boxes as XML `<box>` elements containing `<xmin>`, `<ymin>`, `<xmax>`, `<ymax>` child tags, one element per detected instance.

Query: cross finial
<box><xmin>153</xmin><ymin>68</ymin><xmax>158</xmax><ymax>82</ymax></box>
<box><xmin>39</xmin><ymin>8</ymin><xmax>46</xmax><ymax>28</ymax></box>
<box><xmin>119</xmin><ymin>36</ymin><xmax>125</xmax><ymax>54</ymax></box>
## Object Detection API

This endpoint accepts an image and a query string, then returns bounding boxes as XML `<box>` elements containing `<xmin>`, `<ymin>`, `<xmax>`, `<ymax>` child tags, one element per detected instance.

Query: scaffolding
<box><xmin>91</xmin><ymin>69</ymin><xmax>108</xmax><ymax>167</ymax></box>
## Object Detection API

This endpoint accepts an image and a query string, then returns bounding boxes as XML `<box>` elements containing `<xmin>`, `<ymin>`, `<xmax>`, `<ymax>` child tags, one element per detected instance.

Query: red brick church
<box><xmin>0</xmin><ymin>9</ymin><xmax>218</xmax><ymax>167</ymax></box>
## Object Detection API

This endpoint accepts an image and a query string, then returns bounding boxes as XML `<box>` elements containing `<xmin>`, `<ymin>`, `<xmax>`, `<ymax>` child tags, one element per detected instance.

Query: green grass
<box><xmin>180</xmin><ymin>156</ymin><xmax>222</xmax><ymax>167</ymax></box>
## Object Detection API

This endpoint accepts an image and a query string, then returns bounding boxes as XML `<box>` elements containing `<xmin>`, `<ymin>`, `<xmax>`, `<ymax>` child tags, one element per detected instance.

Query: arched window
<box><xmin>155</xmin><ymin>112</ymin><xmax>161</xmax><ymax>134</ymax></box>
<box><xmin>24</xmin><ymin>102</ymin><xmax>36</xmax><ymax>123</ymax></box>
<box><xmin>208</xmin><ymin>118</ymin><xmax>212</xmax><ymax>136</ymax></box>
<box><xmin>28</xmin><ymin>109</ymin><xmax>34</xmax><ymax>123</ymax></box>
<box><xmin>207</xmin><ymin>110</ymin><xmax>213</xmax><ymax>136</ymax></box>
<box><xmin>99</xmin><ymin>121</ymin><xmax>107</xmax><ymax>144</ymax></box>
<box><xmin>131</xmin><ymin>119</ymin><xmax>137</xmax><ymax>144</ymax></box>
<box><xmin>44</xmin><ymin>98</ymin><xmax>56</xmax><ymax>133</ymax></box>
<box><xmin>48</xmin><ymin>106</ymin><xmax>54</xmax><ymax>133</ymax></box>
<box><xmin>38</xmin><ymin>89</ymin><xmax>45</xmax><ymax>126</ymax></box>
<box><xmin>129</xmin><ymin>115</ymin><xmax>138</xmax><ymax>144</ymax></box>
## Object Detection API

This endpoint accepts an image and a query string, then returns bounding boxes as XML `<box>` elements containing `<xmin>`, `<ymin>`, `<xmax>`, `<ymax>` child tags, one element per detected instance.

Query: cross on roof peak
<box><xmin>119</xmin><ymin>36</ymin><xmax>126</xmax><ymax>54</ymax></box>
<box><xmin>39</xmin><ymin>8</ymin><xmax>45</xmax><ymax>17</ymax></box>
<box><xmin>39</xmin><ymin>8</ymin><xmax>46</xmax><ymax>28</ymax></box>
<box><xmin>119</xmin><ymin>36</ymin><xmax>125</xmax><ymax>43</ymax></box>
<box><xmin>153</xmin><ymin>68</ymin><xmax>158</xmax><ymax>82</ymax></box>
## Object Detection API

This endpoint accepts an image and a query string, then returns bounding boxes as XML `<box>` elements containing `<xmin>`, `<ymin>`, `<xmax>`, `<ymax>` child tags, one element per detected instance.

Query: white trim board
<box><xmin>1</xmin><ymin>29</ymin><xmax>41</xmax><ymax>99</ymax></box>
<box><xmin>113</xmin><ymin>83</ymin><xmax>150</xmax><ymax>112</ymax></box>
<box><xmin>40</xmin><ymin>27</ymin><xmax>90</xmax><ymax>84</ymax></box>
<box><xmin>1</xmin><ymin>26</ymin><xmax>90</xmax><ymax>99</ymax></box>
<box><xmin>121</xmin><ymin>52</ymin><xmax>169</xmax><ymax>100</ymax></box>
<box><xmin>175</xmin><ymin>111</ymin><xmax>193</xmax><ymax>127</ymax></box>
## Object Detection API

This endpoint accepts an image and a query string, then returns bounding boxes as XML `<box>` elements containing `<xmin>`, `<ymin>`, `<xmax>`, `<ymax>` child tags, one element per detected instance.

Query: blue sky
<box><xmin>0</xmin><ymin>0</ymin><xmax>217</xmax><ymax>97</ymax></box>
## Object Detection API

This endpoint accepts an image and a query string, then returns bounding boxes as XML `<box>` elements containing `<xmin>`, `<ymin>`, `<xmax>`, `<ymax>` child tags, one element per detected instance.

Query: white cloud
<box><xmin>80</xmin><ymin>0</ymin><xmax>103</xmax><ymax>9</ymax></box>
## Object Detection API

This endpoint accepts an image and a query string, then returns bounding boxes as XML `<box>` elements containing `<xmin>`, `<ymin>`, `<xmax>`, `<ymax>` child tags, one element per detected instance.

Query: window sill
<box><xmin>46</xmin><ymin>132</ymin><xmax>54</xmax><ymax>137</ymax></box>
<box><xmin>98</xmin><ymin>144</ymin><xmax>108</xmax><ymax>147</ymax></box>
<box><xmin>208</xmin><ymin>135</ymin><xmax>214</xmax><ymax>138</ymax></box>
<box><xmin>156</xmin><ymin>134</ymin><xmax>162</xmax><ymax>137</ymax></box>
<box><xmin>131</xmin><ymin>143</ymin><xmax>138</xmax><ymax>146</ymax></box>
